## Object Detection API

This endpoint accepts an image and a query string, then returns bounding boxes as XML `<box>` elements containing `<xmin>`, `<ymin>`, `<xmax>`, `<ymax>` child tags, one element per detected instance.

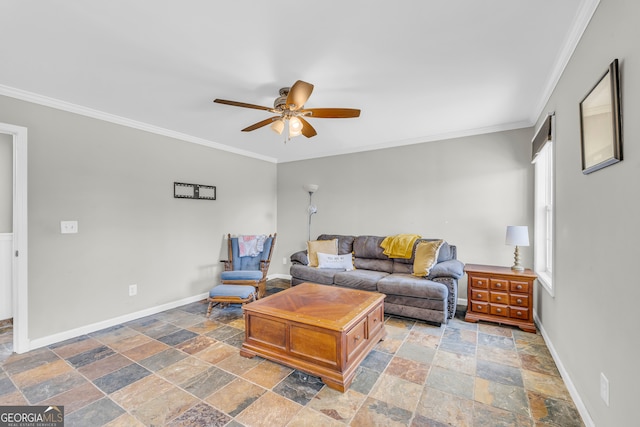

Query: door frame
<box><xmin>0</xmin><ymin>122</ymin><xmax>28</xmax><ymax>353</ymax></box>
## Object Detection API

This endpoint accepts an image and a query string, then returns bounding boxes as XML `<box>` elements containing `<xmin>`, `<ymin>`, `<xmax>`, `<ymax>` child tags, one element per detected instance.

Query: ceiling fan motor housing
<box><xmin>274</xmin><ymin>87</ymin><xmax>290</xmax><ymax>111</ymax></box>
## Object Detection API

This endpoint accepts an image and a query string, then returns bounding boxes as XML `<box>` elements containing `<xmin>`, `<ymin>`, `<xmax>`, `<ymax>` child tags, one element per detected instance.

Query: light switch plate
<box><xmin>60</xmin><ymin>221</ymin><xmax>78</xmax><ymax>234</ymax></box>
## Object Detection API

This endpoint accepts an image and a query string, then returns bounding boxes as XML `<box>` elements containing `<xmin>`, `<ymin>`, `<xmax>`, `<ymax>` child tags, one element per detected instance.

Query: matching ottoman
<box><xmin>206</xmin><ymin>284</ymin><xmax>256</xmax><ymax>317</ymax></box>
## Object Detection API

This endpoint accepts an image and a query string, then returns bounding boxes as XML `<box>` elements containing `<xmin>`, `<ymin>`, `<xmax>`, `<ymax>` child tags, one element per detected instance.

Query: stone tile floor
<box><xmin>0</xmin><ymin>280</ymin><xmax>584</xmax><ymax>426</ymax></box>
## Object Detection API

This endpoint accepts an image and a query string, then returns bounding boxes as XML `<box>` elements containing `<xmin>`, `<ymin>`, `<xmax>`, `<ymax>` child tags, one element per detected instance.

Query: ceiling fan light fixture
<box><xmin>270</xmin><ymin>118</ymin><xmax>285</xmax><ymax>134</ymax></box>
<box><xmin>289</xmin><ymin>116</ymin><xmax>303</xmax><ymax>137</ymax></box>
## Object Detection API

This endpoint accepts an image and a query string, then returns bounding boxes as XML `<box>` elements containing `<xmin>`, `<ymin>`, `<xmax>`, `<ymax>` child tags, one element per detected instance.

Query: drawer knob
<box><xmin>355</xmin><ymin>335</ymin><xmax>361</xmax><ymax>341</ymax></box>
<box><xmin>496</xmin><ymin>283</ymin><xmax>502</xmax><ymax>287</ymax></box>
<box><xmin>496</xmin><ymin>308</ymin><xmax>502</xmax><ymax>313</ymax></box>
<box><xmin>373</xmin><ymin>318</ymin><xmax>378</xmax><ymax>323</ymax></box>
<box><xmin>475</xmin><ymin>294</ymin><xmax>481</xmax><ymax>298</ymax></box>
<box><xmin>517</xmin><ymin>299</ymin><xmax>523</xmax><ymax>304</ymax></box>
<box><xmin>517</xmin><ymin>311</ymin><xmax>522</xmax><ymax>316</ymax></box>
<box><xmin>517</xmin><ymin>285</ymin><xmax>523</xmax><ymax>290</ymax></box>
<box><xmin>478</xmin><ymin>281</ymin><xmax>483</xmax><ymax>285</ymax></box>
<box><xmin>496</xmin><ymin>296</ymin><xmax>502</xmax><ymax>301</ymax></box>
<box><xmin>477</xmin><ymin>305</ymin><xmax>483</xmax><ymax>309</ymax></box>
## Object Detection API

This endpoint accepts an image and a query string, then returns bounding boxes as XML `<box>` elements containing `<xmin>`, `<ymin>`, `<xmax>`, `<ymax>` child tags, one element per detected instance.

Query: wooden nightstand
<box><xmin>464</xmin><ymin>264</ymin><xmax>537</xmax><ymax>333</ymax></box>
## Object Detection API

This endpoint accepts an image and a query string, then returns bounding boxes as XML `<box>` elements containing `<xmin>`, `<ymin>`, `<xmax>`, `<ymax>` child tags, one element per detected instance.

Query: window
<box><xmin>532</xmin><ymin>115</ymin><xmax>554</xmax><ymax>295</ymax></box>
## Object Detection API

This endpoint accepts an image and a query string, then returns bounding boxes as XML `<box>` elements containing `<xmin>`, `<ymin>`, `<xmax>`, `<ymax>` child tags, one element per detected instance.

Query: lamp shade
<box><xmin>270</xmin><ymin>119</ymin><xmax>285</xmax><ymax>135</ymax></box>
<box><xmin>289</xmin><ymin>117</ymin><xmax>303</xmax><ymax>137</ymax></box>
<box><xmin>505</xmin><ymin>226</ymin><xmax>529</xmax><ymax>246</ymax></box>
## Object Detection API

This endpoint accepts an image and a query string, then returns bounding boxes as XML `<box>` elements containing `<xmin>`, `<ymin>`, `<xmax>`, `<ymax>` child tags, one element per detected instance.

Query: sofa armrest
<box><xmin>290</xmin><ymin>250</ymin><xmax>309</xmax><ymax>265</ymax></box>
<box><xmin>429</xmin><ymin>259</ymin><xmax>464</xmax><ymax>279</ymax></box>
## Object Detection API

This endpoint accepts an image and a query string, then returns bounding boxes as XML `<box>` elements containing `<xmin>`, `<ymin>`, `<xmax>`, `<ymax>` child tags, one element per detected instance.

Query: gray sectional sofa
<box><xmin>289</xmin><ymin>234</ymin><xmax>465</xmax><ymax>325</ymax></box>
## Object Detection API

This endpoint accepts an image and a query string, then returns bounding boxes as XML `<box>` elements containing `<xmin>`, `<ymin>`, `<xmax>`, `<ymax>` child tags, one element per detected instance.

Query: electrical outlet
<box><xmin>129</xmin><ymin>284</ymin><xmax>137</xmax><ymax>296</ymax></box>
<box><xmin>600</xmin><ymin>372</ymin><xmax>609</xmax><ymax>406</ymax></box>
<box><xmin>283</xmin><ymin>257</ymin><xmax>287</xmax><ymax>265</ymax></box>
<box><xmin>60</xmin><ymin>220</ymin><xmax>78</xmax><ymax>234</ymax></box>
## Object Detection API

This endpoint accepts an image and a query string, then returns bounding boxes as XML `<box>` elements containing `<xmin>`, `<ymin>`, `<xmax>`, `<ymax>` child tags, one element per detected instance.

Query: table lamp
<box><xmin>505</xmin><ymin>226</ymin><xmax>529</xmax><ymax>271</ymax></box>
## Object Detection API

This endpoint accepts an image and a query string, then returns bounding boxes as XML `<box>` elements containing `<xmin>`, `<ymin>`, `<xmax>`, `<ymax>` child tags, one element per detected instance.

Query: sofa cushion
<box><xmin>334</xmin><ymin>270</ymin><xmax>389</xmax><ymax>292</ymax></box>
<box><xmin>290</xmin><ymin>264</ymin><xmax>340</xmax><ymax>286</ymax></box>
<box><xmin>377</xmin><ymin>274</ymin><xmax>448</xmax><ymax>300</ymax></box>
<box><xmin>354</xmin><ymin>257</ymin><xmax>394</xmax><ymax>273</ymax></box>
<box><xmin>353</xmin><ymin>236</ymin><xmax>388</xmax><ymax>260</ymax></box>
<box><xmin>316</xmin><ymin>234</ymin><xmax>356</xmax><ymax>255</ymax></box>
<box><xmin>307</xmin><ymin>239</ymin><xmax>338</xmax><ymax>267</ymax></box>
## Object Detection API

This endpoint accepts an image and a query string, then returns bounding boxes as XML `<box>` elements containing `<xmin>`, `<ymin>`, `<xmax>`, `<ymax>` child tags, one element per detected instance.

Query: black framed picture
<box><xmin>174</xmin><ymin>182</ymin><xmax>216</xmax><ymax>200</ymax></box>
<box><xmin>579</xmin><ymin>59</ymin><xmax>622</xmax><ymax>174</ymax></box>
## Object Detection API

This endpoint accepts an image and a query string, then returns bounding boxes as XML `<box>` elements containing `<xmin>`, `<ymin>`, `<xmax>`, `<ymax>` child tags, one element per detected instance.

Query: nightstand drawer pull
<box><xmin>496</xmin><ymin>283</ymin><xmax>502</xmax><ymax>287</ymax></box>
<box><xmin>516</xmin><ymin>285</ymin><xmax>523</xmax><ymax>290</ymax></box>
<box><xmin>517</xmin><ymin>311</ymin><xmax>522</xmax><ymax>316</ymax></box>
<box><xmin>496</xmin><ymin>296</ymin><xmax>502</xmax><ymax>301</ymax></box>
<box><xmin>517</xmin><ymin>299</ymin><xmax>523</xmax><ymax>304</ymax></box>
<box><xmin>496</xmin><ymin>308</ymin><xmax>502</xmax><ymax>313</ymax></box>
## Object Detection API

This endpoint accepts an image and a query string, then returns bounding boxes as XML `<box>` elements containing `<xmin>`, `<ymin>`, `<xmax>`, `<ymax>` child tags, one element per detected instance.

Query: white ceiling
<box><xmin>0</xmin><ymin>1</ymin><xmax>594</xmax><ymax>163</ymax></box>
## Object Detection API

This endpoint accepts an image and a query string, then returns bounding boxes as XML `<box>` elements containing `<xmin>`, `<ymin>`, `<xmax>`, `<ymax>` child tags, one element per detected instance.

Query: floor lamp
<box><xmin>304</xmin><ymin>184</ymin><xmax>318</xmax><ymax>241</ymax></box>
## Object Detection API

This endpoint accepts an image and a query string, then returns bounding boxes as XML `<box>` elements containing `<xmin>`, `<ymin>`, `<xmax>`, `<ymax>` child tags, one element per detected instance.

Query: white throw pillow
<box><xmin>316</xmin><ymin>252</ymin><xmax>354</xmax><ymax>271</ymax></box>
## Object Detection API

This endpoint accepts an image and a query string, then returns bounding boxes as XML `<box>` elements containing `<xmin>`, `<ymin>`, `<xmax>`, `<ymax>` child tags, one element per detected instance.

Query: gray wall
<box><xmin>0</xmin><ymin>132</ymin><xmax>11</xmax><ymax>232</ymax></box>
<box><xmin>534</xmin><ymin>0</ymin><xmax>638</xmax><ymax>424</ymax></box>
<box><xmin>274</xmin><ymin>127</ymin><xmax>535</xmax><ymax>305</ymax></box>
<box><xmin>0</xmin><ymin>95</ymin><xmax>277</xmax><ymax>340</ymax></box>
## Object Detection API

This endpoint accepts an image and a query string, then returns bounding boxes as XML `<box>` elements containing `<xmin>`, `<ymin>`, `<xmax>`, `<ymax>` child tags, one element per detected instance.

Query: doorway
<box><xmin>0</xmin><ymin>123</ymin><xmax>28</xmax><ymax>354</ymax></box>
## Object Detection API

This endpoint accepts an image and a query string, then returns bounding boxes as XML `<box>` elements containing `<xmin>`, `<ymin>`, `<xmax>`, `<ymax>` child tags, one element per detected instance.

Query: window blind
<box><xmin>532</xmin><ymin>113</ymin><xmax>554</xmax><ymax>163</ymax></box>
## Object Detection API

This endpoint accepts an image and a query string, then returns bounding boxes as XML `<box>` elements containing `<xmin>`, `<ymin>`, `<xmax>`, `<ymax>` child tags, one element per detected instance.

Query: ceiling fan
<box><xmin>213</xmin><ymin>80</ymin><xmax>360</xmax><ymax>139</ymax></box>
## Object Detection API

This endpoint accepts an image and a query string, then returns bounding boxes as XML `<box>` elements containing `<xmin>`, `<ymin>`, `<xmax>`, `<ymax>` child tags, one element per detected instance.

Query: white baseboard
<box><xmin>28</xmin><ymin>293</ymin><xmax>208</xmax><ymax>352</ymax></box>
<box><xmin>268</xmin><ymin>273</ymin><xmax>292</xmax><ymax>280</ymax></box>
<box><xmin>534</xmin><ymin>313</ymin><xmax>594</xmax><ymax>427</ymax></box>
<box><xmin>457</xmin><ymin>297</ymin><xmax>468</xmax><ymax>306</ymax></box>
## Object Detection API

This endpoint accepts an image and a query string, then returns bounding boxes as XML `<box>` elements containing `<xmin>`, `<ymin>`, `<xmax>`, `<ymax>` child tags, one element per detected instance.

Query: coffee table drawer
<box><xmin>368</xmin><ymin>304</ymin><xmax>384</xmax><ymax>336</ymax></box>
<box><xmin>346</xmin><ymin>319</ymin><xmax>367</xmax><ymax>362</ymax></box>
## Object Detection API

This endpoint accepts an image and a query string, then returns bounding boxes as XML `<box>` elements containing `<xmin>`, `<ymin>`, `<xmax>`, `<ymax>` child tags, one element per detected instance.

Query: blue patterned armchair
<box><xmin>220</xmin><ymin>233</ymin><xmax>276</xmax><ymax>299</ymax></box>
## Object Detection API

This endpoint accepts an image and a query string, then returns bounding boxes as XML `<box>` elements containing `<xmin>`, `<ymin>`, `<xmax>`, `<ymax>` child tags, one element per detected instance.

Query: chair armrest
<box><xmin>428</xmin><ymin>260</ymin><xmax>464</xmax><ymax>279</ymax></box>
<box><xmin>220</xmin><ymin>260</ymin><xmax>232</xmax><ymax>271</ymax></box>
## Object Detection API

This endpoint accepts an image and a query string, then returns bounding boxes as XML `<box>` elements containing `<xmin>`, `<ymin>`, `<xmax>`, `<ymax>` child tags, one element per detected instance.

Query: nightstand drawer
<box><xmin>510</xmin><ymin>281</ymin><xmax>529</xmax><ymax>293</ymax></box>
<box><xmin>471</xmin><ymin>290</ymin><xmax>489</xmax><ymax>301</ymax></box>
<box><xmin>471</xmin><ymin>302</ymin><xmax>489</xmax><ymax>313</ymax></box>
<box><xmin>490</xmin><ymin>305</ymin><xmax>508</xmax><ymax>317</ymax></box>
<box><xmin>490</xmin><ymin>292</ymin><xmax>508</xmax><ymax>304</ymax></box>
<box><xmin>490</xmin><ymin>279</ymin><xmax>508</xmax><ymax>291</ymax></box>
<box><xmin>510</xmin><ymin>307</ymin><xmax>529</xmax><ymax>320</ymax></box>
<box><xmin>471</xmin><ymin>277</ymin><xmax>489</xmax><ymax>289</ymax></box>
<box><xmin>510</xmin><ymin>294</ymin><xmax>529</xmax><ymax>307</ymax></box>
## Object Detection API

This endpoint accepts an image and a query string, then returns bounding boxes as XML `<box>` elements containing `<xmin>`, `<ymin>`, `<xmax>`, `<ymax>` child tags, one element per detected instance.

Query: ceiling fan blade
<box><xmin>241</xmin><ymin>116</ymin><xmax>279</xmax><ymax>132</ymax></box>
<box><xmin>214</xmin><ymin>99</ymin><xmax>274</xmax><ymax>112</ymax></box>
<box><xmin>286</xmin><ymin>80</ymin><xmax>314</xmax><ymax>111</ymax></box>
<box><xmin>301</xmin><ymin>108</ymin><xmax>361</xmax><ymax>118</ymax></box>
<box><xmin>298</xmin><ymin>117</ymin><xmax>317</xmax><ymax>138</ymax></box>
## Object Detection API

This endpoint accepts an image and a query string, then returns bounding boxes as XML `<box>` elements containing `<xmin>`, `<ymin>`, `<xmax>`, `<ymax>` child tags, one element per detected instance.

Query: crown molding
<box><xmin>0</xmin><ymin>84</ymin><xmax>278</xmax><ymax>164</ymax></box>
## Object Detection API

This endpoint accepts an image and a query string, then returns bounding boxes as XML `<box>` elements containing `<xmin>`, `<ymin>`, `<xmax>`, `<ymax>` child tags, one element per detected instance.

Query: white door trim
<box><xmin>0</xmin><ymin>122</ymin><xmax>29</xmax><ymax>353</ymax></box>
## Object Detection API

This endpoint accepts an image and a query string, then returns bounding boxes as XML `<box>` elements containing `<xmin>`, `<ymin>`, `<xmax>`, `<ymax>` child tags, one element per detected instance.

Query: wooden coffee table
<box><xmin>240</xmin><ymin>282</ymin><xmax>386</xmax><ymax>392</ymax></box>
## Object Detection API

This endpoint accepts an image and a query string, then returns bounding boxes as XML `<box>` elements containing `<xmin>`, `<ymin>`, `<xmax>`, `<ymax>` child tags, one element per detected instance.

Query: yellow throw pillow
<box><xmin>413</xmin><ymin>240</ymin><xmax>444</xmax><ymax>277</ymax></box>
<box><xmin>307</xmin><ymin>239</ymin><xmax>338</xmax><ymax>267</ymax></box>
